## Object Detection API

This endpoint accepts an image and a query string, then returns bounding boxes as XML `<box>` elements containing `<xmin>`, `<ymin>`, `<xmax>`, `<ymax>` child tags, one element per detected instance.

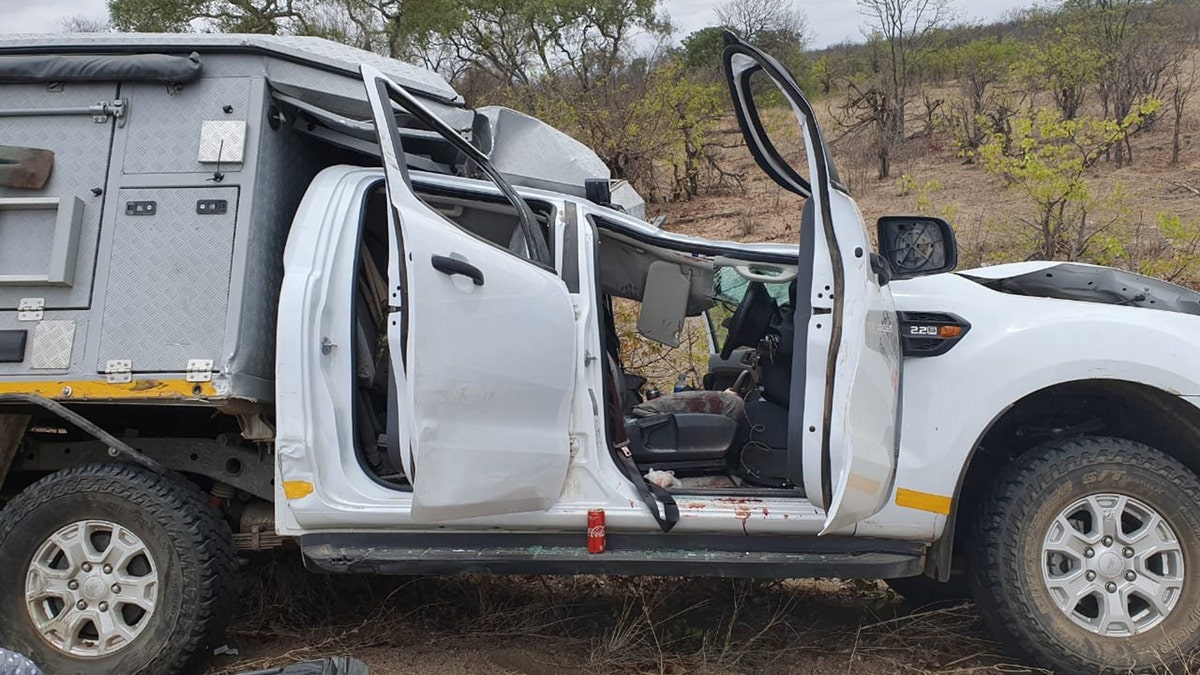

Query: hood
<box><xmin>960</xmin><ymin>262</ymin><xmax>1200</xmax><ymax>316</ymax></box>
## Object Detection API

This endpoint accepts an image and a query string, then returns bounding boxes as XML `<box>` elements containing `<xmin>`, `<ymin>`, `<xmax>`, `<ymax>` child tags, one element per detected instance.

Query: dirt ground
<box><xmin>205</xmin><ymin>554</ymin><xmax>1044</xmax><ymax>675</ymax></box>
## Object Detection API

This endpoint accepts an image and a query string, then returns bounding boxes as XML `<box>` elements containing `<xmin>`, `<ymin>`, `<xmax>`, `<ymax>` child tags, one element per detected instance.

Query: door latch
<box><xmin>321</xmin><ymin>337</ymin><xmax>336</xmax><ymax>355</ymax></box>
<box><xmin>91</xmin><ymin>99</ymin><xmax>127</xmax><ymax>127</ymax></box>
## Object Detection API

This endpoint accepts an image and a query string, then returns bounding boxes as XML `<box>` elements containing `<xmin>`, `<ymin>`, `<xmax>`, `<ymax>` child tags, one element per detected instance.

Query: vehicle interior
<box><xmin>343</xmin><ymin>70</ymin><xmax>813</xmax><ymax>497</ymax></box>
<box><xmin>593</xmin><ymin>209</ymin><xmax>808</xmax><ymax>496</ymax></box>
<box><xmin>348</xmin><ymin>178</ymin><xmax>807</xmax><ymax>497</ymax></box>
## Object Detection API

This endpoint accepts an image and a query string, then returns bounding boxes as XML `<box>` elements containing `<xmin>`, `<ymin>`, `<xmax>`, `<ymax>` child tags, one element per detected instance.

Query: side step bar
<box><xmin>301</xmin><ymin>532</ymin><xmax>925</xmax><ymax>579</ymax></box>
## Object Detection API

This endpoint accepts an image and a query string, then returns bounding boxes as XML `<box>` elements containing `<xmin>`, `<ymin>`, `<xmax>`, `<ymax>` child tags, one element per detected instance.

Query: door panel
<box><xmin>811</xmin><ymin>195</ymin><xmax>901</xmax><ymax>533</ymax></box>
<box><xmin>362</xmin><ymin>66</ymin><xmax>577</xmax><ymax>521</ymax></box>
<box><xmin>97</xmin><ymin>187</ymin><xmax>238</xmax><ymax>372</ymax></box>
<box><xmin>0</xmin><ymin>82</ymin><xmax>116</xmax><ymax>310</ymax></box>
<box><xmin>722</xmin><ymin>33</ymin><xmax>900</xmax><ymax>533</ymax></box>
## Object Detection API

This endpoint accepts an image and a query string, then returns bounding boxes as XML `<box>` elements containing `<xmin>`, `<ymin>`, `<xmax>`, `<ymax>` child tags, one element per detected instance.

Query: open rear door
<box><xmin>362</xmin><ymin>66</ymin><xmax>577</xmax><ymax>522</ymax></box>
<box><xmin>722</xmin><ymin>33</ymin><xmax>902</xmax><ymax>533</ymax></box>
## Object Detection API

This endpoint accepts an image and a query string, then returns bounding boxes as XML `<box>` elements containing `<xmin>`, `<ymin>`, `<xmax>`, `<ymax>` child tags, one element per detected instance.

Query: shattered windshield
<box><xmin>708</xmin><ymin>266</ymin><xmax>793</xmax><ymax>346</ymax></box>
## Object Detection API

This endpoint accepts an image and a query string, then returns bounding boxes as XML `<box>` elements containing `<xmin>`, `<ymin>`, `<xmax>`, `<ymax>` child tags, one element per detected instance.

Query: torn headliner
<box><xmin>588</xmin><ymin>208</ymin><xmax>801</xmax><ymax>315</ymax></box>
<box><xmin>962</xmin><ymin>262</ymin><xmax>1200</xmax><ymax>316</ymax></box>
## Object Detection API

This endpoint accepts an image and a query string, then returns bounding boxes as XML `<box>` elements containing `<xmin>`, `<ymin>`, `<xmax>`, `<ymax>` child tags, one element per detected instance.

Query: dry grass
<box><xmin>205</xmin><ymin>555</ymin><xmax>1047</xmax><ymax>675</ymax></box>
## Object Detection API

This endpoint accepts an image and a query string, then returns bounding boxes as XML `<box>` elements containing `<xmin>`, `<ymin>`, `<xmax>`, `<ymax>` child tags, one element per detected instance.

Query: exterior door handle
<box><xmin>431</xmin><ymin>255</ymin><xmax>484</xmax><ymax>286</ymax></box>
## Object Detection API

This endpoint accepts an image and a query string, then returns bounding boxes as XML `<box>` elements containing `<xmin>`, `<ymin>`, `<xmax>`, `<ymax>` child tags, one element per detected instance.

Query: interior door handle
<box><xmin>431</xmin><ymin>254</ymin><xmax>484</xmax><ymax>286</ymax></box>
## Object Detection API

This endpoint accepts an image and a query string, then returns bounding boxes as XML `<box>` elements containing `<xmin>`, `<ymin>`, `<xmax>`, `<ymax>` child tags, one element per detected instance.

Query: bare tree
<box><xmin>1064</xmin><ymin>0</ymin><xmax>1187</xmax><ymax>166</ymax></box>
<box><xmin>857</xmin><ymin>0</ymin><xmax>954</xmax><ymax>141</ymax></box>
<box><xmin>715</xmin><ymin>0</ymin><xmax>807</xmax><ymax>44</ymax></box>
<box><xmin>834</xmin><ymin>0</ymin><xmax>953</xmax><ymax>179</ymax></box>
<box><xmin>59</xmin><ymin>14</ymin><xmax>110</xmax><ymax>32</ymax></box>
<box><xmin>1169</xmin><ymin>55</ymin><xmax>1198</xmax><ymax>165</ymax></box>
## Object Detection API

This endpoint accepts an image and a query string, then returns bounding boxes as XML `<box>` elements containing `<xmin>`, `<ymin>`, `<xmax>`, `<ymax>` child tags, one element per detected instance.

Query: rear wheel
<box><xmin>971</xmin><ymin>437</ymin><xmax>1200</xmax><ymax>673</ymax></box>
<box><xmin>0</xmin><ymin>463</ymin><xmax>237</xmax><ymax>675</ymax></box>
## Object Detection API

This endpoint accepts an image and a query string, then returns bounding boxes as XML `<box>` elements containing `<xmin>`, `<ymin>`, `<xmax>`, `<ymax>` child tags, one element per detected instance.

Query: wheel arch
<box><xmin>926</xmin><ymin>378</ymin><xmax>1200</xmax><ymax>581</ymax></box>
<box><xmin>0</xmin><ymin>397</ymin><xmax>272</xmax><ymax>501</ymax></box>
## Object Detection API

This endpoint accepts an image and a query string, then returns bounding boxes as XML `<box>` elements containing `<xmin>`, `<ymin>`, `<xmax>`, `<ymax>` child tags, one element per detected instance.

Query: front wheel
<box><xmin>971</xmin><ymin>437</ymin><xmax>1200</xmax><ymax>673</ymax></box>
<box><xmin>0</xmin><ymin>463</ymin><xmax>238</xmax><ymax>675</ymax></box>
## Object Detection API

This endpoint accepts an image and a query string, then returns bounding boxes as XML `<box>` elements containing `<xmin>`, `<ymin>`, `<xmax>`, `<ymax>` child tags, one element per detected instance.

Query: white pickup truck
<box><xmin>2</xmin><ymin>31</ymin><xmax>1200</xmax><ymax>675</ymax></box>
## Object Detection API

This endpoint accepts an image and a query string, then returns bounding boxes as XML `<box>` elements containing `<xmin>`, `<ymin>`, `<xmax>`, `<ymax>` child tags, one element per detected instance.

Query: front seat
<box><xmin>600</xmin><ymin>297</ymin><xmax>741</xmax><ymax>476</ymax></box>
<box><xmin>603</xmin><ymin>348</ymin><xmax>740</xmax><ymax>476</ymax></box>
<box><xmin>625</xmin><ymin>411</ymin><xmax>738</xmax><ymax>475</ymax></box>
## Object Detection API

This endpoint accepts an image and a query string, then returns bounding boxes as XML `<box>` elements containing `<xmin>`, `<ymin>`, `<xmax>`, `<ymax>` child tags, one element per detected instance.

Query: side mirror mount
<box><xmin>876</xmin><ymin>215</ymin><xmax>958</xmax><ymax>280</ymax></box>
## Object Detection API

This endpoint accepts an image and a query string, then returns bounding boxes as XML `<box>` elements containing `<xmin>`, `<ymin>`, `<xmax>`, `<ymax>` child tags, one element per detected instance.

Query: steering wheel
<box><xmin>729</xmin><ymin>369</ymin><xmax>755</xmax><ymax>397</ymax></box>
<box><xmin>720</xmin><ymin>282</ymin><xmax>778</xmax><ymax>360</ymax></box>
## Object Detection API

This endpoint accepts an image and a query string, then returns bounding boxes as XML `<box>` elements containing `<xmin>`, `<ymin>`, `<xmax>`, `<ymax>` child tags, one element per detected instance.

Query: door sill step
<box><xmin>302</xmin><ymin>534</ymin><xmax>924</xmax><ymax>579</ymax></box>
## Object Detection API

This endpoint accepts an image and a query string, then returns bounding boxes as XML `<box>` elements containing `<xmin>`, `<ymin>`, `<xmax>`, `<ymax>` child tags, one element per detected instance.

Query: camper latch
<box><xmin>0</xmin><ymin>99</ymin><xmax>127</xmax><ymax>128</ymax></box>
<box><xmin>104</xmin><ymin>359</ymin><xmax>132</xmax><ymax>384</ymax></box>
<box><xmin>186</xmin><ymin>359</ymin><xmax>214</xmax><ymax>383</ymax></box>
<box><xmin>17</xmin><ymin>297</ymin><xmax>43</xmax><ymax>322</ymax></box>
<box><xmin>91</xmin><ymin>99</ymin><xmax>127</xmax><ymax>127</ymax></box>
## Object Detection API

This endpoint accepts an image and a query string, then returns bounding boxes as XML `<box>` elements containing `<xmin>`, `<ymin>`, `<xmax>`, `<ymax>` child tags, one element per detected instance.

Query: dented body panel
<box><xmin>863</xmin><ymin>268</ymin><xmax>1200</xmax><ymax>539</ymax></box>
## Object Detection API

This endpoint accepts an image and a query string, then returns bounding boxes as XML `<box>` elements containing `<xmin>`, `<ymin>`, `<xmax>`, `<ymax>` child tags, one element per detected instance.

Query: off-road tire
<box><xmin>970</xmin><ymin>437</ymin><xmax>1200</xmax><ymax>673</ymax></box>
<box><xmin>0</xmin><ymin>463</ymin><xmax>238</xmax><ymax>675</ymax></box>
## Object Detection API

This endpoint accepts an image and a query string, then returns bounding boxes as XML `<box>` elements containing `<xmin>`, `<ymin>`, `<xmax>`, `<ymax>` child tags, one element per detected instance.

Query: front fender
<box><xmin>858</xmin><ymin>272</ymin><xmax>1200</xmax><ymax>538</ymax></box>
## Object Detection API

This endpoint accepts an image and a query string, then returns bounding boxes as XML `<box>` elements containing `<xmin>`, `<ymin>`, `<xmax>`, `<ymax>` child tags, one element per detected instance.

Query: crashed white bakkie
<box><xmin>2</xmin><ymin>30</ymin><xmax>1200</xmax><ymax>675</ymax></box>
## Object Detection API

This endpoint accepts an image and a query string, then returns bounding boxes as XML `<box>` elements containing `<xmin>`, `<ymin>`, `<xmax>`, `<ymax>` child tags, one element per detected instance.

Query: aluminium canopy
<box><xmin>0</xmin><ymin>33</ymin><xmax>640</xmax><ymax>211</ymax></box>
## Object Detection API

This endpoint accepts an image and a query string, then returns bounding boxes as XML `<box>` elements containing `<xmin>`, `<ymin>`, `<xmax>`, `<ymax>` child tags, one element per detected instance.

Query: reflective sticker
<box><xmin>0</xmin><ymin>379</ymin><xmax>216</xmax><ymax>400</ymax></box>
<box><xmin>895</xmin><ymin>487</ymin><xmax>952</xmax><ymax>515</ymax></box>
<box><xmin>846</xmin><ymin>471</ymin><xmax>883</xmax><ymax>495</ymax></box>
<box><xmin>282</xmin><ymin>480</ymin><xmax>314</xmax><ymax>500</ymax></box>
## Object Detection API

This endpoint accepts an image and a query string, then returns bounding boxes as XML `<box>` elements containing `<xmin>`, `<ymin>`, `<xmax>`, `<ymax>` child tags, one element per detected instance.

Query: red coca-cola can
<box><xmin>587</xmin><ymin>509</ymin><xmax>606</xmax><ymax>554</ymax></box>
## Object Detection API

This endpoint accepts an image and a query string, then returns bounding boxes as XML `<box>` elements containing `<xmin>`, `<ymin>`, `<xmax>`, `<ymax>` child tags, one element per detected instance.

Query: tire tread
<box><xmin>0</xmin><ymin>463</ymin><xmax>237</xmax><ymax>675</ymax></box>
<box><xmin>970</xmin><ymin>436</ymin><xmax>1200</xmax><ymax>674</ymax></box>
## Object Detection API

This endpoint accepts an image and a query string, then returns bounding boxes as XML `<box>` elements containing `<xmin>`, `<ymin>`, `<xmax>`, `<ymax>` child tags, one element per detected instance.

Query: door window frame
<box><xmin>364</xmin><ymin>72</ymin><xmax>554</xmax><ymax>269</ymax></box>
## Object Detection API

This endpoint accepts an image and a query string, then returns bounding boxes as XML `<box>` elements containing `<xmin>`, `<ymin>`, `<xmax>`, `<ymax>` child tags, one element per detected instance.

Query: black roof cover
<box><xmin>0</xmin><ymin>52</ymin><xmax>202</xmax><ymax>84</ymax></box>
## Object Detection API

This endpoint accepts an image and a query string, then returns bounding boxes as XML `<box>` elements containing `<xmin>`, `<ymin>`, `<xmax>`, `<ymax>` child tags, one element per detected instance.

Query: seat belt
<box><xmin>605</xmin><ymin>357</ymin><xmax>679</xmax><ymax>532</ymax></box>
<box><xmin>613</xmin><ymin>439</ymin><xmax>680</xmax><ymax>532</ymax></box>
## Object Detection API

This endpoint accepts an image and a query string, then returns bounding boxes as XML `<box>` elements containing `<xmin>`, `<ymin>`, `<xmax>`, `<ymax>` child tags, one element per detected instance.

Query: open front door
<box><xmin>722</xmin><ymin>33</ymin><xmax>902</xmax><ymax>533</ymax></box>
<box><xmin>362</xmin><ymin>66</ymin><xmax>578</xmax><ymax>522</ymax></box>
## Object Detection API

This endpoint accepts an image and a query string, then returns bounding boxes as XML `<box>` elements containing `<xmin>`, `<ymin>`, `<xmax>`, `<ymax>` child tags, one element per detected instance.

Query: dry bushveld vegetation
<box><xmin>208</xmin><ymin>554</ymin><xmax>1061</xmax><ymax>675</ymax></box>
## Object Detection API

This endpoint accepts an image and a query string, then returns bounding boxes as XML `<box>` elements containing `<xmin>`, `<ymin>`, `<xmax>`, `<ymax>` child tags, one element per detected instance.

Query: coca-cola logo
<box><xmin>587</xmin><ymin>525</ymin><xmax>606</xmax><ymax>538</ymax></box>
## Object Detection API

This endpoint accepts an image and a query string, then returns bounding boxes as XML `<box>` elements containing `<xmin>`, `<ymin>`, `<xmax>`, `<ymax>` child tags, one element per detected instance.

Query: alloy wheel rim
<box><xmin>1042</xmin><ymin>493</ymin><xmax>1185</xmax><ymax>636</ymax></box>
<box><xmin>25</xmin><ymin>519</ymin><xmax>159</xmax><ymax>657</ymax></box>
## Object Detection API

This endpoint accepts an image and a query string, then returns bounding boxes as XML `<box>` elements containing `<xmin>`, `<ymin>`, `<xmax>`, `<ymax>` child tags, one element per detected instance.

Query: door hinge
<box><xmin>104</xmin><ymin>359</ymin><xmax>132</xmax><ymax>384</ymax></box>
<box><xmin>186</xmin><ymin>359</ymin><xmax>214</xmax><ymax>383</ymax></box>
<box><xmin>17</xmin><ymin>297</ymin><xmax>44</xmax><ymax>322</ymax></box>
